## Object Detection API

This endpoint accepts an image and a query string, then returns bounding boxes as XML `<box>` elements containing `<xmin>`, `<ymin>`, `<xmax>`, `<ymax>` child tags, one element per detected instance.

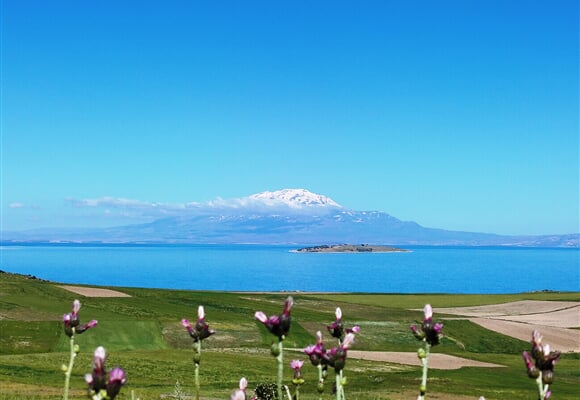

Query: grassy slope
<box><xmin>0</xmin><ymin>272</ymin><xmax>579</xmax><ymax>399</ymax></box>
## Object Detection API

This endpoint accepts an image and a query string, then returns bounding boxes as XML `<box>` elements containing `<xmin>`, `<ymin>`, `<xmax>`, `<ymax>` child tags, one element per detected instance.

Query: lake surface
<box><xmin>0</xmin><ymin>244</ymin><xmax>578</xmax><ymax>294</ymax></box>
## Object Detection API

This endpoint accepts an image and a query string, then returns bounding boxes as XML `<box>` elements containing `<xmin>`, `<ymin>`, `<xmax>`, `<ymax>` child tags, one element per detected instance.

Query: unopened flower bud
<box><xmin>417</xmin><ymin>348</ymin><xmax>426</xmax><ymax>359</ymax></box>
<box><xmin>317</xmin><ymin>382</ymin><xmax>325</xmax><ymax>393</ymax></box>
<box><xmin>542</xmin><ymin>370</ymin><xmax>554</xmax><ymax>384</ymax></box>
<box><xmin>270</xmin><ymin>342</ymin><xmax>280</xmax><ymax>357</ymax></box>
<box><xmin>74</xmin><ymin>344</ymin><xmax>80</xmax><ymax>354</ymax></box>
<box><xmin>420</xmin><ymin>384</ymin><xmax>426</xmax><ymax>395</ymax></box>
<box><xmin>193</xmin><ymin>353</ymin><xmax>201</xmax><ymax>364</ymax></box>
<box><xmin>527</xmin><ymin>367</ymin><xmax>540</xmax><ymax>379</ymax></box>
<box><xmin>423</xmin><ymin>304</ymin><xmax>433</xmax><ymax>321</ymax></box>
<box><xmin>61</xmin><ymin>364</ymin><xmax>68</xmax><ymax>372</ymax></box>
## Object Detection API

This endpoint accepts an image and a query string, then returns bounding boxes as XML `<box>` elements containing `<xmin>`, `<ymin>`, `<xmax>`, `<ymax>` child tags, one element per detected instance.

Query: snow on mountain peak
<box><xmin>249</xmin><ymin>189</ymin><xmax>342</xmax><ymax>208</ymax></box>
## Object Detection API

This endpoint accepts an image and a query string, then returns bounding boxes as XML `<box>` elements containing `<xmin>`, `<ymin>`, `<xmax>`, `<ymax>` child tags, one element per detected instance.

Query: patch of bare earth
<box><xmin>58</xmin><ymin>285</ymin><xmax>132</xmax><ymax>297</ymax></box>
<box><xmin>434</xmin><ymin>300</ymin><xmax>580</xmax><ymax>352</ymax></box>
<box><xmin>347</xmin><ymin>351</ymin><xmax>503</xmax><ymax>370</ymax></box>
<box><xmin>366</xmin><ymin>300</ymin><xmax>580</xmax><ymax>369</ymax></box>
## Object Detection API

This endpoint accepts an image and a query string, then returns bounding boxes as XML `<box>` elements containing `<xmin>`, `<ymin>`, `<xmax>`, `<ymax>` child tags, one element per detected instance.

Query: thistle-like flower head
<box><xmin>255</xmin><ymin>296</ymin><xmax>293</xmax><ymax>340</ymax></box>
<box><xmin>291</xmin><ymin>359</ymin><xmax>304</xmax><ymax>371</ymax></box>
<box><xmin>85</xmin><ymin>347</ymin><xmax>126</xmax><ymax>400</ymax></box>
<box><xmin>107</xmin><ymin>367</ymin><xmax>127</xmax><ymax>399</ymax></box>
<box><xmin>327</xmin><ymin>306</ymin><xmax>360</xmax><ymax>340</ymax></box>
<box><xmin>327</xmin><ymin>307</ymin><xmax>344</xmax><ymax>339</ymax></box>
<box><xmin>63</xmin><ymin>299</ymin><xmax>98</xmax><ymax>337</ymax></box>
<box><xmin>523</xmin><ymin>330</ymin><xmax>560</xmax><ymax>385</ymax></box>
<box><xmin>304</xmin><ymin>331</ymin><xmax>328</xmax><ymax>366</ymax></box>
<box><xmin>410</xmin><ymin>304</ymin><xmax>443</xmax><ymax>346</ymax></box>
<box><xmin>321</xmin><ymin>332</ymin><xmax>356</xmax><ymax>372</ymax></box>
<box><xmin>86</xmin><ymin>346</ymin><xmax>108</xmax><ymax>394</ymax></box>
<box><xmin>231</xmin><ymin>377</ymin><xmax>248</xmax><ymax>400</ymax></box>
<box><xmin>290</xmin><ymin>359</ymin><xmax>304</xmax><ymax>380</ymax></box>
<box><xmin>182</xmin><ymin>305</ymin><xmax>216</xmax><ymax>342</ymax></box>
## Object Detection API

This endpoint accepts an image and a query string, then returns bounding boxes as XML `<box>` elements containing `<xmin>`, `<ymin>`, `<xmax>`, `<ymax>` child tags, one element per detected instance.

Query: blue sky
<box><xmin>1</xmin><ymin>1</ymin><xmax>578</xmax><ymax>235</ymax></box>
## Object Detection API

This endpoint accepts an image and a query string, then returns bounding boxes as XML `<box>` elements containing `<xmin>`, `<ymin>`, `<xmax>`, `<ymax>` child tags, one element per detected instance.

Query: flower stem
<box><xmin>419</xmin><ymin>342</ymin><xmax>431</xmax><ymax>400</ymax></box>
<box><xmin>277</xmin><ymin>339</ymin><xmax>284</xmax><ymax>400</ymax></box>
<box><xmin>317</xmin><ymin>364</ymin><xmax>324</xmax><ymax>400</ymax></box>
<box><xmin>284</xmin><ymin>384</ymin><xmax>293</xmax><ymax>400</ymax></box>
<box><xmin>62</xmin><ymin>332</ymin><xmax>76</xmax><ymax>400</ymax></box>
<box><xmin>536</xmin><ymin>373</ymin><xmax>548</xmax><ymax>400</ymax></box>
<box><xmin>335</xmin><ymin>372</ymin><xmax>343</xmax><ymax>400</ymax></box>
<box><xmin>339</xmin><ymin>370</ymin><xmax>346</xmax><ymax>400</ymax></box>
<box><xmin>194</xmin><ymin>340</ymin><xmax>201</xmax><ymax>400</ymax></box>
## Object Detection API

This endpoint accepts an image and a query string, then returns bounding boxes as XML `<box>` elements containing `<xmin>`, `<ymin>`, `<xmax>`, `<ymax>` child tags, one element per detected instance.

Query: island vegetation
<box><xmin>294</xmin><ymin>244</ymin><xmax>410</xmax><ymax>253</ymax></box>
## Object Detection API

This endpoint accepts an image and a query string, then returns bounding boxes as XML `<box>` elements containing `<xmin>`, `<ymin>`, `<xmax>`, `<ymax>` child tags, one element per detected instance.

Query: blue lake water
<box><xmin>0</xmin><ymin>244</ymin><xmax>578</xmax><ymax>294</ymax></box>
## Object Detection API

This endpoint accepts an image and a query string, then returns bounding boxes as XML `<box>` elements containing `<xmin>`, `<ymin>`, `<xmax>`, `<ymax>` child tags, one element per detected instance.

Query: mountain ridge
<box><xmin>2</xmin><ymin>189</ymin><xmax>578</xmax><ymax>247</ymax></box>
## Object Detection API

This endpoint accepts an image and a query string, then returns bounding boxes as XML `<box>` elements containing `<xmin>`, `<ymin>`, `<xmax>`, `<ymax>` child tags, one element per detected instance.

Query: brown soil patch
<box><xmin>347</xmin><ymin>350</ymin><xmax>503</xmax><ymax>370</ymax></box>
<box><xmin>490</xmin><ymin>306</ymin><xmax>580</xmax><ymax>328</ymax></box>
<box><xmin>433</xmin><ymin>300</ymin><xmax>580</xmax><ymax>352</ymax></box>
<box><xmin>58</xmin><ymin>285</ymin><xmax>131</xmax><ymax>297</ymax></box>
<box><xmin>435</xmin><ymin>300</ymin><xmax>579</xmax><ymax>320</ymax></box>
<box><xmin>469</xmin><ymin>318</ymin><xmax>580</xmax><ymax>352</ymax></box>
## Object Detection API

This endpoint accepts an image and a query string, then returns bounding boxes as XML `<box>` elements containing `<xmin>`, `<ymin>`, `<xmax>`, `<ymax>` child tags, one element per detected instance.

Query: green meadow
<box><xmin>1</xmin><ymin>272</ymin><xmax>579</xmax><ymax>399</ymax></box>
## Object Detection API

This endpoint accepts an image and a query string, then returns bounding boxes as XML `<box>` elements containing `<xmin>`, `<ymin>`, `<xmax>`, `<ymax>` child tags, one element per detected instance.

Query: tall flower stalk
<box><xmin>523</xmin><ymin>330</ymin><xmax>560</xmax><ymax>400</ymax></box>
<box><xmin>304</xmin><ymin>331</ymin><xmax>327</xmax><ymax>400</ymax></box>
<box><xmin>305</xmin><ymin>307</ymin><xmax>359</xmax><ymax>400</ymax></box>
<box><xmin>255</xmin><ymin>296</ymin><xmax>293</xmax><ymax>400</ymax></box>
<box><xmin>327</xmin><ymin>307</ymin><xmax>359</xmax><ymax>400</ymax></box>
<box><xmin>410</xmin><ymin>304</ymin><xmax>443</xmax><ymax>400</ymax></box>
<box><xmin>290</xmin><ymin>359</ymin><xmax>305</xmax><ymax>400</ymax></box>
<box><xmin>61</xmin><ymin>300</ymin><xmax>97</xmax><ymax>400</ymax></box>
<box><xmin>182</xmin><ymin>305</ymin><xmax>216</xmax><ymax>400</ymax></box>
<box><xmin>324</xmin><ymin>332</ymin><xmax>355</xmax><ymax>400</ymax></box>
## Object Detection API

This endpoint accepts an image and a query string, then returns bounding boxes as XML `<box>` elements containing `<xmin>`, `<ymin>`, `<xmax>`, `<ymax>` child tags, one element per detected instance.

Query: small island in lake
<box><xmin>293</xmin><ymin>244</ymin><xmax>410</xmax><ymax>253</ymax></box>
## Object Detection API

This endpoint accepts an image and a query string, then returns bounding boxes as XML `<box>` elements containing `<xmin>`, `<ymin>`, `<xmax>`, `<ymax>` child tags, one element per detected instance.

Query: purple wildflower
<box><xmin>322</xmin><ymin>332</ymin><xmax>356</xmax><ymax>372</ymax></box>
<box><xmin>523</xmin><ymin>330</ymin><xmax>560</xmax><ymax>384</ymax></box>
<box><xmin>327</xmin><ymin>307</ymin><xmax>360</xmax><ymax>340</ymax></box>
<box><xmin>107</xmin><ymin>367</ymin><xmax>127</xmax><ymax>399</ymax></box>
<box><xmin>410</xmin><ymin>304</ymin><xmax>443</xmax><ymax>346</ymax></box>
<box><xmin>304</xmin><ymin>331</ymin><xmax>327</xmax><ymax>366</ymax></box>
<box><xmin>63</xmin><ymin>299</ymin><xmax>97</xmax><ymax>337</ymax></box>
<box><xmin>85</xmin><ymin>347</ymin><xmax>126</xmax><ymax>400</ymax></box>
<box><xmin>85</xmin><ymin>346</ymin><xmax>108</xmax><ymax>394</ymax></box>
<box><xmin>291</xmin><ymin>359</ymin><xmax>304</xmax><ymax>379</ymax></box>
<box><xmin>182</xmin><ymin>305</ymin><xmax>216</xmax><ymax>342</ymax></box>
<box><xmin>255</xmin><ymin>296</ymin><xmax>293</xmax><ymax>340</ymax></box>
<box><xmin>231</xmin><ymin>377</ymin><xmax>248</xmax><ymax>400</ymax></box>
<box><xmin>327</xmin><ymin>307</ymin><xmax>345</xmax><ymax>339</ymax></box>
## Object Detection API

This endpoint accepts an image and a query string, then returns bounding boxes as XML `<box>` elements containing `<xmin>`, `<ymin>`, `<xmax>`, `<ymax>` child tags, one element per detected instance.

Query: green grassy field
<box><xmin>1</xmin><ymin>271</ymin><xmax>578</xmax><ymax>400</ymax></box>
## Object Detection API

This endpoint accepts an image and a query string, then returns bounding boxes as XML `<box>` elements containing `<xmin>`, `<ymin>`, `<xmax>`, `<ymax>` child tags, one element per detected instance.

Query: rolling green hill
<box><xmin>1</xmin><ymin>271</ymin><xmax>578</xmax><ymax>399</ymax></box>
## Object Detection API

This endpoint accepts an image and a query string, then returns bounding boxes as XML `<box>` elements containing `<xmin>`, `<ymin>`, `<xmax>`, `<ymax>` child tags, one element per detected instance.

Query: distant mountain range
<box><xmin>2</xmin><ymin>189</ymin><xmax>579</xmax><ymax>247</ymax></box>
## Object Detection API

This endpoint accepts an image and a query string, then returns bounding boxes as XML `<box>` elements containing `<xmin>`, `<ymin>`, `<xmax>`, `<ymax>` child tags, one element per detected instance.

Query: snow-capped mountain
<box><xmin>249</xmin><ymin>189</ymin><xmax>342</xmax><ymax>208</ymax></box>
<box><xmin>2</xmin><ymin>189</ymin><xmax>578</xmax><ymax>247</ymax></box>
